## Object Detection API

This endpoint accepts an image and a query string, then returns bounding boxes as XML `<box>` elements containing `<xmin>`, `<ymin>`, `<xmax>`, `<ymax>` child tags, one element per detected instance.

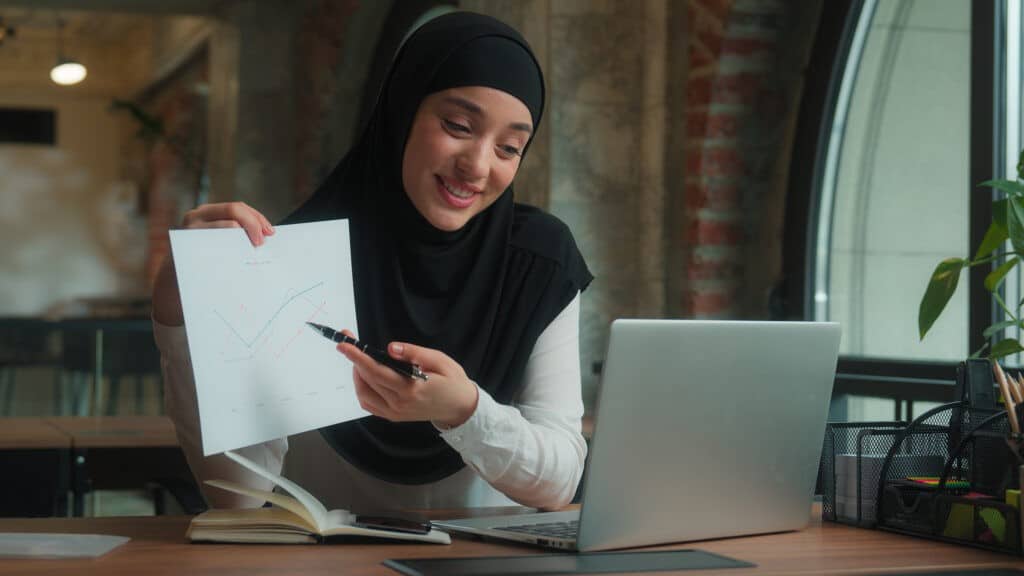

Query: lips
<box><xmin>436</xmin><ymin>175</ymin><xmax>478</xmax><ymax>209</ymax></box>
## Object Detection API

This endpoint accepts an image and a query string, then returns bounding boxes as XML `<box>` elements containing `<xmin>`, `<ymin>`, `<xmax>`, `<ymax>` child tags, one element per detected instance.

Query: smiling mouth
<box><xmin>436</xmin><ymin>176</ymin><xmax>480</xmax><ymax>209</ymax></box>
<box><xmin>440</xmin><ymin>177</ymin><xmax>476</xmax><ymax>199</ymax></box>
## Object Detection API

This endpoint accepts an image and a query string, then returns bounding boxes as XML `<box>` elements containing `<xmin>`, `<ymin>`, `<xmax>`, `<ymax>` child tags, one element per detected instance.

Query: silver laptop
<box><xmin>434</xmin><ymin>319</ymin><xmax>841</xmax><ymax>552</ymax></box>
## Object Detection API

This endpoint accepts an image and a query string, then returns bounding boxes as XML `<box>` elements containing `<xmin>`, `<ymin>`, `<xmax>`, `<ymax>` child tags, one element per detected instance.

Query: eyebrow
<box><xmin>442</xmin><ymin>96</ymin><xmax>533</xmax><ymax>134</ymax></box>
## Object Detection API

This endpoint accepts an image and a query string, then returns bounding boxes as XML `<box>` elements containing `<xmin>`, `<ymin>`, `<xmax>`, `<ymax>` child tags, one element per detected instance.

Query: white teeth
<box><xmin>443</xmin><ymin>180</ymin><xmax>474</xmax><ymax>199</ymax></box>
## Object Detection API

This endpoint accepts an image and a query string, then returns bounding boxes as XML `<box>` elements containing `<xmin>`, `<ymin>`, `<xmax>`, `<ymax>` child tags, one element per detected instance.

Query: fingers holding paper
<box><xmin>153</xmin><ymin>202</ymin><xmax>275</xmax><ymax>327</ymax></box>
<box><xmin>180</xmin><ymin>202</ymin><xmax>275</xmax><ymax>246</ymax></box>
<box><xmin>338</xmin><ymin>331</ymin><xmax>479</xmax><ymax>428</ymax></box>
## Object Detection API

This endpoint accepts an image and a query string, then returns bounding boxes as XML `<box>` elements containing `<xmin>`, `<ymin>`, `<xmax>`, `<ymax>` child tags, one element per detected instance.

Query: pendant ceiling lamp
<box><xmin>50</xmin><ymin>17</ymin><xmax>86</xmax><ymax>86</ymax></box>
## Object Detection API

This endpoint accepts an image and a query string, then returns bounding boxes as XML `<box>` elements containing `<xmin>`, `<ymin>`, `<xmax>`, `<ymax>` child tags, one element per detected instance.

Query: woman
<box><xmin>152</xmin><ymin>11</ymin><xmax>592</xmax><ymax>512</ymax></box>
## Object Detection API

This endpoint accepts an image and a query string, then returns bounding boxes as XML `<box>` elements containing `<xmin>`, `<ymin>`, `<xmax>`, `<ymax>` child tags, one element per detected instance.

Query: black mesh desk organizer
<box><xmin>821</xmin><ymin>401</ymin><xmax>1023</xmax><ymax>555</ymax></box>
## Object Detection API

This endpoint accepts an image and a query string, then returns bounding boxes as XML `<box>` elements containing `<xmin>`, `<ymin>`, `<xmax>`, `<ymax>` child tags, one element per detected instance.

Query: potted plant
<box><xmin>919</xmin><ymin>149</ymin><xmax>1024</xmax><ymax>359</ymax></box>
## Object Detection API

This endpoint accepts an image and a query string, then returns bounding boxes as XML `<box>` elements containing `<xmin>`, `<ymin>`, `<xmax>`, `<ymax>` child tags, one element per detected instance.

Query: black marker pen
<box><xmin>305</xmin><ymin>322</ymin><xmax>428</xmax><ymax>381</ymax></box>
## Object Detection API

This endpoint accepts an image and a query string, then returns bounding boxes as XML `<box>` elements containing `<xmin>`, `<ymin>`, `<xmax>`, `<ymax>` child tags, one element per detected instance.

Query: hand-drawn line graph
<box><xmin>214</xmin><ymin>281</ymin><xmax>330</xmax><ymax>362</ymax></box>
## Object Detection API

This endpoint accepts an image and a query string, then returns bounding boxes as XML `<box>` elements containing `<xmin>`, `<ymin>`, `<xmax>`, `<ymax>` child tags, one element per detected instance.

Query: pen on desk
<box><xmin>993</xmin><ymin>362</ymin><xmax>1020</xmax><ymax>435</ymax></box>
<box><xmin>305</xmin><ymin>322</ymin><xmax>428</xmax><ymax>381</ymax></box>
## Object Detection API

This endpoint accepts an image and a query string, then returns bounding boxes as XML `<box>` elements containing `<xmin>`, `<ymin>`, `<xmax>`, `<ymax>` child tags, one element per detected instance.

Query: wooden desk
<box><xmin>0</xmin><ymin>509</ymin><xmax>1022</xmax><ymax>575</ymax></box>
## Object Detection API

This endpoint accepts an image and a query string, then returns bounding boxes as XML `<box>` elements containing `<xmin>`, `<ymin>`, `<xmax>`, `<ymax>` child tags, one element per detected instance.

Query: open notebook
<box><xmin>187</xmin><ymin>450</ymin><xmax>450</xmax><ymax>545</ymax></box>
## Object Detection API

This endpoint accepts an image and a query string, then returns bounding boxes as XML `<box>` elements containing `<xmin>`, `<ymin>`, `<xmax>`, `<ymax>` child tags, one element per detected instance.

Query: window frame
<box><xmin>783</xmin><ymin>0</ymin><xmax>1003</xmax><ymax>412</ymax></box>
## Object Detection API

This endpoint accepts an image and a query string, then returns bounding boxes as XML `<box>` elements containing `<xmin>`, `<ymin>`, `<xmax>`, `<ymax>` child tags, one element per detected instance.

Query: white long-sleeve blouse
<box><xmin>155</xmin><ymin>292</ymin><xmax>586</xmax><ymax>512</ymax></box>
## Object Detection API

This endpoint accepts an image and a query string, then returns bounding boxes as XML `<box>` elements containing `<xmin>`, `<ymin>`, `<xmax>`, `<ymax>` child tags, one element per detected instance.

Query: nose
<box><xmin>454</xmin><ymin>141</ymin><xmax>488</xmax><ymax>183</ymax></box>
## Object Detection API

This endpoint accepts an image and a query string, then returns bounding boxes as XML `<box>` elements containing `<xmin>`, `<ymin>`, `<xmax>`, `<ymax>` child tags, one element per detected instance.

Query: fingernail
<box><xmin>265</xmin><ymin>225</ymin><xmax>274</xmax><ymax>235</ymax></box>
<box><xmin>390</xmin><ymin>343</ymin><xmax>404</xmax><ymax>354</ymax></box>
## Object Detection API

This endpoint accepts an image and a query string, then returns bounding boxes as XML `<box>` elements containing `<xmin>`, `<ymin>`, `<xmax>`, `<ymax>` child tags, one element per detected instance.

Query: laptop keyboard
<box><xmin>495</xmin><ymin>520</ymin><xmax>579</xmax><ymax>539</ymax></box>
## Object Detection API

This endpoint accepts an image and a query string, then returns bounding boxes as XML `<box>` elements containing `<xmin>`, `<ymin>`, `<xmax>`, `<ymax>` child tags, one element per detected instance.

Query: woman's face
<box><xmin>402</xmin><ymin>86</ymin><xmax>533</xmax><ymax>232</ymax></box>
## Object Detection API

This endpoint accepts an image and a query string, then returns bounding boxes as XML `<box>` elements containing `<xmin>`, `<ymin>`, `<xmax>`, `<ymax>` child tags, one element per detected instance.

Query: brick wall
<box><xmin>292</xmin><ymin>0</ymin><xmax>360</xmax><ymax>204</ymax></box>
<box><xmin>144</xmin><ymin>139</ymin><xmax>180</xmax><ymax>290</ymax></box>
<box><xmin>684</xmin><ymin>0</ymin><xmax>786</xmax><ymax>318</ymax></box>
<box><xmin>143</xmin><ymin>57</ymin><xmax>208</xmax><ymax>289</ymax></box>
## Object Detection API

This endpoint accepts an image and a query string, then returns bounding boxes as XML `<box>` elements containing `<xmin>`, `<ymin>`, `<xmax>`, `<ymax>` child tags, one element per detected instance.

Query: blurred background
<box><xmin>0</xmin><ymin>0</ymin><xmax>1018</xmax><ymax>519</ymax></box>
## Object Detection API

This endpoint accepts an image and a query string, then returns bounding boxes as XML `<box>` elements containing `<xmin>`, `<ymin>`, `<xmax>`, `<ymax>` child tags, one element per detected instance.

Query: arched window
<box><xmin>788</xmin><ymin>1</ymin><xmax>1022</xmax><ymax>420</ymax></box>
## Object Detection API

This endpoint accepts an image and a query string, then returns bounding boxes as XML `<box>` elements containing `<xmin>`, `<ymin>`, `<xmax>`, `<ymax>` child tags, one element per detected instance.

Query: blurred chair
<box><xmin>60</xmin><ymin>323</ymin><xmax>162</xmax><ymax>416</ymax></box>
<box><xmin>0</xmin><ymin>319</ymin><xmax>61</xmax><ymax>416</ymax></box>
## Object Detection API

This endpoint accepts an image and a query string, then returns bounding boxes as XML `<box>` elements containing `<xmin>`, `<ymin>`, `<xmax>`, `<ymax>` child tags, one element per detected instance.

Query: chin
<box><xmin>438</xmin><ymin>219</ymin><xmax>470</xmax><ymax>232</ymax></box>
<box><xmin>426</xmin><ymin>212</ymin><xmax>470</xmax><ymax>232</ymax></box>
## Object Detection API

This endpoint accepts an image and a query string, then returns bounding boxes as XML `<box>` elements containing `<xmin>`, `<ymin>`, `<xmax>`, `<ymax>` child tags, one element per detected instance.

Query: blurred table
<box><xmin>46</xmin><ymin>415</ymin><xmax>178</xmax><ymax>448</ymax></box>
<box><xmin>0</xmin><ymin>416</ymin><xmax>194</xmax><ymax>518</ymax></box>
<box><xmin>45</xmin><ymin>416</ymin><xmax>191</xmax><ymax>517</ymax></box>
<box><xmin>0</xmin><ymin>417</ymin><xmax>70</xmax><ymax>450</ymax></box>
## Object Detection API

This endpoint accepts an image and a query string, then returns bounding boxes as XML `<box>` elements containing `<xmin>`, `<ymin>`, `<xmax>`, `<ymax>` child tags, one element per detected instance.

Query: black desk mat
<box><xmin>383</xmin><ymin>549</ymin><xmax>753</xmax><ymax>575</ymax></box>
<box><xmin>876</xmin><ymin>565</ymin><xmax>1019</xmax><ymax>569</ymax></box>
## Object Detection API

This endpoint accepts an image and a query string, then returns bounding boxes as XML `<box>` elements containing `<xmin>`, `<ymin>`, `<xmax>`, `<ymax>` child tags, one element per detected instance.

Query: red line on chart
<box><xmin>275</xmin><ymin>299</ymin><xmax>329</xmax><ymax>359</ymax></box>
<box><xmin>215</xmin><ymin>281</ymin><xmax>326</xmax><ymax>362</ymax></box>
<box><xmin>215</xmin><ymin>281</ymin><xmax>325</xmax><ymax>350</ymax></box>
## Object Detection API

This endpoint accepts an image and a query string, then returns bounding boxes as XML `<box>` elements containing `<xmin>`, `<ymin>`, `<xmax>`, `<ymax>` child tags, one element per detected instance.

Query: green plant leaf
<box><xmin>989</xmin><ymin>338</ymin><xmax>1024</xmax><ymax>359</ymax></box>
<box><xmin>980</xmin><ymin>179</ymin><xmax>1024</xmax><ymax>197</ymax></box>
<box><xmin>1008</xmin><ymin>197</ymin><xmax>1024</xmax><ymax>254</ymax></box>
<box><xmin>983</xmin><ymin>319</ymin><xmax>1024</xmax><ymax>339</ymax></box>
<box><xmin>919</xmin><ymin>258</ymin><xmax>966</xmax><ymax>339</ymax></box>
<box><xmin>985</xmin><ymin>257</ymin><xmax>1020</xmax><ymax>291</ymax></box>
<box><xmin>994</xmin><ymin>198</ymin><xmax>1009</xmax><ymax>229</ymax></box>
<box><xmin>975</xmin><ymin>221</ymin><xmax>1010</xmax><ymax>259</ymax></box>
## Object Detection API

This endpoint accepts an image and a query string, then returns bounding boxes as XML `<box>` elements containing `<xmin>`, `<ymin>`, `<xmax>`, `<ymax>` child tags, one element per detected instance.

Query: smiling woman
<box><xmin>152</xmin><ymin>11</ymin><xmax>593</xmax><ymax>514</ymax></box>
<box><xmin>402</xmin><ymin>86</ymin><xmax>531</xmax><ymax>232</ymax></box>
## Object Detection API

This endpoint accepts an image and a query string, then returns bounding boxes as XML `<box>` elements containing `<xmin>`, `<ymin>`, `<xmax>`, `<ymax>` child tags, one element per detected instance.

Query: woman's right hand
<box><xmin>152</xmin><ymin>202</ymin><xmax>275</xmax><ymax>326</ymax></box>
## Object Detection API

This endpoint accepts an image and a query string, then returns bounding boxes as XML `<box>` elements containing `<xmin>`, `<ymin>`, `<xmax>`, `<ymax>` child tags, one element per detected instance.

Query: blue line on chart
<box><xmin>215</xmin><ymin>281</ymin><xmax>324</xmax><ymax>349</ymax></box>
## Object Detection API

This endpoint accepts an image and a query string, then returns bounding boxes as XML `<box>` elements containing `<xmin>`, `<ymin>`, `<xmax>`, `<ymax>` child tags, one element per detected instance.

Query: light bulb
<box><xmin>50</xmin><ymin>59</ymin><xmax>86</xmax><ymax>85</ymax></box>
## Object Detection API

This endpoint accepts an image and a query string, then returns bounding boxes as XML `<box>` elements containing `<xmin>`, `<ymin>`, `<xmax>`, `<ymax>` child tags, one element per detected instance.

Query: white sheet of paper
<box><xmin>169</xmin><ymin>219</ymin><xmax>367</xmax><ymax>455</ymax></box>
<box><xmin>0</xmin><ymin>533</ymin><xmax>129</xmax><ymax>558</ymax></box>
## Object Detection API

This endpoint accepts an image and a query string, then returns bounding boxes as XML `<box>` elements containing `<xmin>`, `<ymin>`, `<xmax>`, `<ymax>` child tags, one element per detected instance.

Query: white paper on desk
<box><xmin>0</xmin><ymin>533</ymin><xmax>129</xmax><ymax>558</ymax></box>
<box><xmin>170</xmin><ymin>219</ymin><xmax>367</xmax><ymax>455</ymax></box>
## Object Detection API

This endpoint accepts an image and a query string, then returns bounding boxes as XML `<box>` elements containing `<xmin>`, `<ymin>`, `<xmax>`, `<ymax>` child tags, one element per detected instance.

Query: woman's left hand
<box><xmin>337</xmin><ymin>332</ymin><xmax>479</xmax><ymax>428</ymax></box>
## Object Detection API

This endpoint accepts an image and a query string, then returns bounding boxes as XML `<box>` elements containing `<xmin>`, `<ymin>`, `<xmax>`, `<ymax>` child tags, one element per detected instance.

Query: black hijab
<box><xmin>282</xmin><ymin>11</ymin><xmax>592</xmax><ymax>484</ymax></box>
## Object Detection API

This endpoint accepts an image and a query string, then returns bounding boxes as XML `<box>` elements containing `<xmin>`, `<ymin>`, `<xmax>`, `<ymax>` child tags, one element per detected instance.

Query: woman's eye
<box><xmin>443</xmin><ymin>119</ymin><xmax>470</xmax><ymax>134</ymax></box>
<box><xmin>498</xmin><ymin>145</ymin><xmax>521</xmax><ymax>158</ymax></box>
